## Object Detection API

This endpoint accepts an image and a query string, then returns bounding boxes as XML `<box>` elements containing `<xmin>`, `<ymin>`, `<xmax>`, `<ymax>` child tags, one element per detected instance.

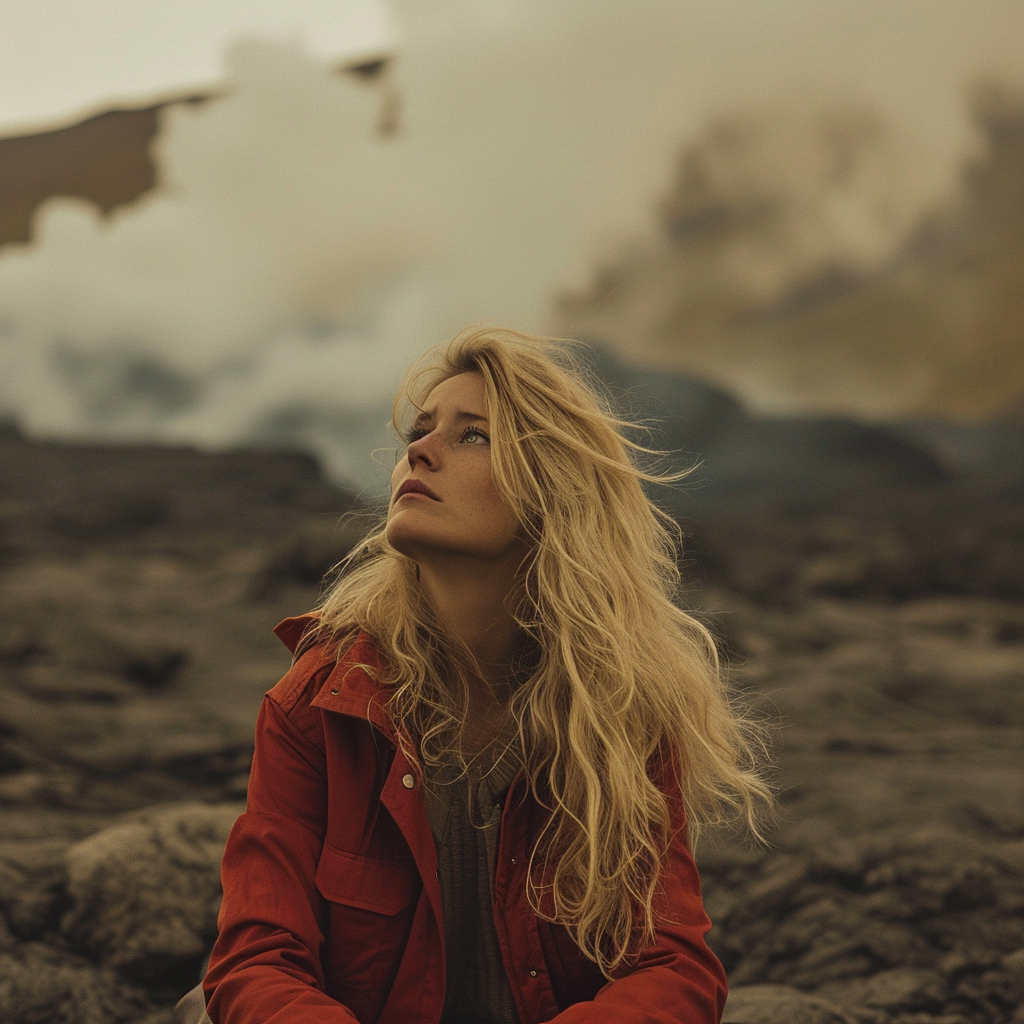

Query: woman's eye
<box><xmin>403</xmin><ymin>424</ymin><xmax>488</xmax><ymax>446</ymax></box>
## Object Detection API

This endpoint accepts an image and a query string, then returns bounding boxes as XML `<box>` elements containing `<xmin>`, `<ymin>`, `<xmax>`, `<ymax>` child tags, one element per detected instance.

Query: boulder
<box><xmin>723</xmin><ymin>983</ymin><xmax>857</xmax><ymax>1024</ymax></box>
<box><xmin>0</xmin><ymin>941</ymin><xmax>151</xmax><ymax>1024</ymax></box>
<box><xmin>61</xmin><ymin>802</ymin><xmax>242</xmax><ymax>992</ymax></box>
<box><xmin>0</xmin><ymin>839</ymin><xmax>68</xmax><ymax>942</ymax></box>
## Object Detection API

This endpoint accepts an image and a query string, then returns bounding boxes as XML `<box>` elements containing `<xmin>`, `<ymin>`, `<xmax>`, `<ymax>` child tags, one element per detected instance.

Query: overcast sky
<box><xmin>0</xmin><ymin>0</ymin><xmax>393</xmax><ymax>131</ymax></box>
<box><xmin>2</xmin><ymin>0</ymin><xmax>1023</xmax><ymax>138</ymax></box>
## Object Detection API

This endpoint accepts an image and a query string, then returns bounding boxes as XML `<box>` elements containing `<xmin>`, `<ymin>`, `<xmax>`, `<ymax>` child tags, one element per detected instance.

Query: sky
<box><xmin>0</xmin><ymin>0</ymin><xmax>393</xmax><ymax>132</ymax></box>
<box><xmin>2</xmin><ymin>0</ymin><xmax>1023</xmax><ymax>140</ymax></box>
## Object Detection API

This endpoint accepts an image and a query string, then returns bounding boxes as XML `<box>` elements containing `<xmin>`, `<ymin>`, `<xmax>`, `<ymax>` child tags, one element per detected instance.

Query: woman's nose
<box><xmin>406</xmin><ymin>431</ymin><xmax>438</xmax><ymax>467</ymax></box>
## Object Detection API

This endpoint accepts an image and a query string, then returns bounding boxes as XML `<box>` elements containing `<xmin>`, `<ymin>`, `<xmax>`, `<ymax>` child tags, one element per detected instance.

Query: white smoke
<box><xmin>0</xmin><ymin>36</ymin><xmax>439</xmax><ymax>493</ymax></box>
<box><xmin>0</xmin><ymin>3</ymin><xmax>721</xmax><ymax>493</ymax></box>
<box><xmin>0</xmin><ymin>0</ymin><xmax>981</xmax><ymax>490</ymax></box>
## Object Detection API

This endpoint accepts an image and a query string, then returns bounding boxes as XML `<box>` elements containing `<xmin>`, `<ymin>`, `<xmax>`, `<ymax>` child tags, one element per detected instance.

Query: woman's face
<box><xmin>386</xmin><ymin>372</ymin><xmax>524</xmax><ymax>565</ymax></box>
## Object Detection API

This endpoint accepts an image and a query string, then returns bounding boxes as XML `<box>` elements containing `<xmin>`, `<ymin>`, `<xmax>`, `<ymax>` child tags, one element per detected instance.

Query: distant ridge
<box><xmin>0</xmin><ymin>93</ymin><xmax>212</xmax><ymax>249</ymax></box>
<box><xmin>0</xmin><ymin>55</ymin><xmax>395</xmax><ymax>251</ymax></box>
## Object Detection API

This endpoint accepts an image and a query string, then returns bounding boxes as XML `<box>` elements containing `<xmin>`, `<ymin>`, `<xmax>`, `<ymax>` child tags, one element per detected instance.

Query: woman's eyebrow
<box><xmin>413</xmin><ymin>409</ymin><xmax>489</xmax><ymax>427</ymax></box>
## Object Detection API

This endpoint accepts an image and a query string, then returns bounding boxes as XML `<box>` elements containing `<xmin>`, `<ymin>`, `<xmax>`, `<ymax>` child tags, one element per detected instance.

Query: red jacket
<box><xmin>204</xmin><ymin>616</ymin><xmax>727</xmax><ymax>1024</ymax></box>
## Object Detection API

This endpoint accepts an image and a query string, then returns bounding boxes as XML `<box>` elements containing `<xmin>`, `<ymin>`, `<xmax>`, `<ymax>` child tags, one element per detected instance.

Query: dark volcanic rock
<box><xmin>0</xmin><ymin>430</ymin><xmax>1021</xmax><ymax>1022</ymax></box>
<box><xmin>724</xmin><ymin>984</ymin><xmax>857</xmax><ymax>1024</ymax></box>
<box><xmin>62</xmin><ymin>803</ymin><xmax>242</xmax><ymax>992</ymax></box>
<box><xmin>582</xmin><ymin>342</ymin><xmax>955</xmax><ymax>503</ymax></box>
<box><xmin>684</xmin><ymin>491</ymin><xmax>1024</xmax><ymax>603</ymax></box>
<box><xmin>0</xmin><ymin>432</ymin><xmax>357</xmax><ymax>561</ymax></box>
<box><xmin>579</xmin><ymin>341</ymin><xmax>748</xmax><ymax>454</ymax></box>
<box><xmin>0</xmin><ymin>434</ymin><xmax>361</xmax><ymax>819</ymax></box>
<box><xmin>701</xmin><ymin>829</ymin><xmax>1024</xmax><ymax>1023</ymax></box>
<box><xmin>250</xmin><ymin>512</ymin><xmax>378</xmax><ymax>598</ymax></box>
<box><xmin>0</xmin><ymin>840</ymin><xmax>68</xmax><ymax>944</ymax></box>
<box><xmin>0</xmin><ymin>941</ymin><xmax>153</xmax><ymax>1024</ymax></box>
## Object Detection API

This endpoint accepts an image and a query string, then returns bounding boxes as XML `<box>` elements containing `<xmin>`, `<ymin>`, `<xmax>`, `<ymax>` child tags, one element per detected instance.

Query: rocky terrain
<box><xmin>0</xmin><ymin>424</ymin><xmax>1021</xmax><ymax>1024</ymax></box>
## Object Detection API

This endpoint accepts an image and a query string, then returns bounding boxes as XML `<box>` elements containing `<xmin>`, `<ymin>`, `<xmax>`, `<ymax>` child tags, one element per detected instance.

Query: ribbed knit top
<box><xmin>422</xmin><ymin>728</ymin><xmax>523</xmax><ymax>1024</ymax></box>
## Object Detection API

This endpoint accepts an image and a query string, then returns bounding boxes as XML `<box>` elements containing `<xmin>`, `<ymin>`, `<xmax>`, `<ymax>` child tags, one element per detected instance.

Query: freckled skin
<box><xmin>386</xmin><ymin>372</ymin><xmax>523</xmax><ymax>565</ymax></box>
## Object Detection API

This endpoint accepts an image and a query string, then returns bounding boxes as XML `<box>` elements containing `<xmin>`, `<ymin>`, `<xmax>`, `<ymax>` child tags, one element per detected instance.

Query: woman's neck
<box><xmin>418</xmin><ymin>558</ymin><xmax>523</xmax><ymax>692</ymax></box>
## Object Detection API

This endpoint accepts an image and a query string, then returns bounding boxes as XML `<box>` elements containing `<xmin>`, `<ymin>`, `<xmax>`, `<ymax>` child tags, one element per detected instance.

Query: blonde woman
<box><xmin>200</xmin><ymin>327</ymin><xmax>772</xmax><ymax>1024</ymax></box>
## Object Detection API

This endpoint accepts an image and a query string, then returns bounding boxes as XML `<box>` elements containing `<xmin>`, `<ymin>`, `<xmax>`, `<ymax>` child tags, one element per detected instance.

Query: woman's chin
<box><xmin>385</xmin><ymin>521</ymin><xmax>442</xmax><ymax>562</ymax></box>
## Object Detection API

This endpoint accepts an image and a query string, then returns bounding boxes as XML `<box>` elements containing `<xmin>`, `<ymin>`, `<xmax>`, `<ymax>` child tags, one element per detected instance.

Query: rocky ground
<box><xmin>0</xmin><ymin>426</ymin><xmax>1021</xmax><ymax>1024</ymax></box>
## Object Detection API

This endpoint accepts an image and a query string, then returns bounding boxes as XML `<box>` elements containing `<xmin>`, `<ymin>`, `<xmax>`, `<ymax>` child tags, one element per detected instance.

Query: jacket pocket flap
<box><xmin>315</xmin><ymin>843</ymin><xmax>420</xmax><ymax>915</ymax></box>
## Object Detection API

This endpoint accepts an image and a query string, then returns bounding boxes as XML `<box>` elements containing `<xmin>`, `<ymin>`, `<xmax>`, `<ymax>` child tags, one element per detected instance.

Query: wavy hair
<box><xmin>315</xmin><ymin>326</ymin><xmax>773</xmax><ymax>975</ymax></box>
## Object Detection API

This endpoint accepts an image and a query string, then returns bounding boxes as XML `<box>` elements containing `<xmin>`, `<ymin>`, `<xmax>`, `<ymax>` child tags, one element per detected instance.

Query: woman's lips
<box><xmin>396</xmin><ymin>479</ymin><xmax>440</xmax><ymax>501</ymax></box>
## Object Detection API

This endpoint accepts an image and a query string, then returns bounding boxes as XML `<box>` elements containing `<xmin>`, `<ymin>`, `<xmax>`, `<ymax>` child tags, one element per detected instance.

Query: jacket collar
<box><xmin>274</xmin><ymin>614</ymin><xmax>397</xmax><ymax>741</ymax></box>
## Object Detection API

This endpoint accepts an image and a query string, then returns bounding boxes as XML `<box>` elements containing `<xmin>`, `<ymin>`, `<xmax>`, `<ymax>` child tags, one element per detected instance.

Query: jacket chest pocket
<box><xmin>315</xmin><ymin>843</ymin><xmax>422</xmax><ymax>1020</ymax></box>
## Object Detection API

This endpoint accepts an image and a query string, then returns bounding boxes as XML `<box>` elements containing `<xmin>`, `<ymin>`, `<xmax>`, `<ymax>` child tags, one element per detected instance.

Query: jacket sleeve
<box><xmin>546</xmin><ymin>782</ymin><xmax>728</xmax><ymax>1024</ymax></box>
<box><xmin>203</xmin><ymin>688</ymin><xmax>360</xmax><ymax>1024</ymax></box>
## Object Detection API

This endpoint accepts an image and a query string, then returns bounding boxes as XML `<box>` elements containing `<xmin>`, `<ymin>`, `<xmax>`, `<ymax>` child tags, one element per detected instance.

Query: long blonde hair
<box><xmin>316</xmin><ymin>326</ymin><xmax>773</xmax><ymax>975</ymax></box>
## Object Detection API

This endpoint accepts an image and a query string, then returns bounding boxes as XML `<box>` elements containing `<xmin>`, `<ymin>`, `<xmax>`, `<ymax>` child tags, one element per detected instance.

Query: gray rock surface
<box><xmin>724</xmin><ymin>984</ymin><xmax>857</xmax><ymax>1024</ymax></box>
<box><xmin>0</xmin><ymin>432</ymin><xmax>1022</xmax><ymax>1022</ymax></box>
<box><xmin>62</xmin><ymin>803</ymin><xmax>242</xmax><ymax>989</ymax></box>
<box><xmin>0</xmin><ymin>942</ymin><xmax>152</xmax><ymax>1024</ymax></box>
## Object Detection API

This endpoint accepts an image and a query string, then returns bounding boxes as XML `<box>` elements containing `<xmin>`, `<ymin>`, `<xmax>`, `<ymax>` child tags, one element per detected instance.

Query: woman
<box><xmin>199</xmin><ymin>326</ymin><xmax>772</xmax><ymax>1024</ymax></box>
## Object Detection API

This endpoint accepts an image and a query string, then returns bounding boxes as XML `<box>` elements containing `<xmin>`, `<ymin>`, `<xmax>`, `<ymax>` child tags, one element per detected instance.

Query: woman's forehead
<box><xmin>418</xmin><ymin>371</ymin><xmax>488</xmax><ymax>418</ymax></box>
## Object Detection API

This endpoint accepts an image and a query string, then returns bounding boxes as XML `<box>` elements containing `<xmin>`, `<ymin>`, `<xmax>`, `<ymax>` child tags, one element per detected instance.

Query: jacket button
<box><xmin>330</xmin><ymin>688</ymin><xmax>339</xmax><ymax>695</ymax></box>
<box><xmin>402</xmin><ymin>774</ymin><xmax>415</xmax><ymax>789</ymax></box>
<box><xmin>529</xmin><ymin>970</ymin><xmax>537</xmax><ymax>977</ymax></box>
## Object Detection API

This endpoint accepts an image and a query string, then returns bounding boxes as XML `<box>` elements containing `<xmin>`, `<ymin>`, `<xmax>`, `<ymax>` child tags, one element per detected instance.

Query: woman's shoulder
<box><xmin>266</xmin><ymin>614</ymin><xmax>335</xmax><ymax>715</ymax></box>
<box><xmin>267</xmin><ymin>616</ymin><xmax>385</xmax><ymax>720</ymax></box>
<box><xmin>273</xmin><ymin>613</ymin><xmax>324</xmax><ymax>660</ymax></box>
